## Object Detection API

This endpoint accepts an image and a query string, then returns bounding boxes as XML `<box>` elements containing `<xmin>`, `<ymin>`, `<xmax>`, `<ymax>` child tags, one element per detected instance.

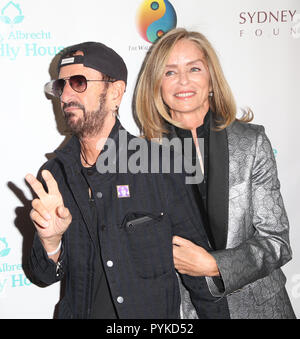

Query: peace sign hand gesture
<box><xmin>25</xmin><ymin>170</ymin><xmax>72</xmax><ymax>259</ymax></box>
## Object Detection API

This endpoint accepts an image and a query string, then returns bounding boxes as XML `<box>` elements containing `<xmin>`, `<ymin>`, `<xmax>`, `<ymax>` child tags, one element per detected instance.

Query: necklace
<box><xmin>80</xmin><ymin>148</ymin><xmax>97</xmax><ymax>167</ymax></box>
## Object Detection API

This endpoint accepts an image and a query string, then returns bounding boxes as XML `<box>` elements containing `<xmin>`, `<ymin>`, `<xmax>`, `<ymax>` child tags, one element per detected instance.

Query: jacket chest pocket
<box><xmin>123</xmin><ymin>212</ymin><xmax>173</xmax><ymax>279</ymax></box>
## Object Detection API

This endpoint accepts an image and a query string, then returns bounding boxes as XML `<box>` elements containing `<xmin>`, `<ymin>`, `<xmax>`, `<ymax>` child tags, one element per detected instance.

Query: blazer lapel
<box><xmin>207</xmin><ymin>116</ymin><xmax>229</xmax><ymax>250</ymax></box>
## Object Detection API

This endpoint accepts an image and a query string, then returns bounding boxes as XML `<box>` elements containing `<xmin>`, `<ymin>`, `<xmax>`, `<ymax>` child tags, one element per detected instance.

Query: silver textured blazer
<box><xmin>180</xmin><ymin>118</ymin><xmax>296</xmax><ymax>319</ymax></box>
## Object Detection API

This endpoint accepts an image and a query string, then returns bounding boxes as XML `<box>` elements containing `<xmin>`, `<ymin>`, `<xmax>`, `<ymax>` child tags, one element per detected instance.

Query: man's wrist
<box><xmin>46</xmin><ymin>241</ymin><xmax>62</xmax><ymax>256</ymax></box>
<box><xmin>205</xmin><ymin>254</ymin><xmax>220</xmax><ymax>277</ymax></box>
<box><xmin>40</xmin><ymin>236</ymin><xmax>62</xmax><ymax>255</ymax></box>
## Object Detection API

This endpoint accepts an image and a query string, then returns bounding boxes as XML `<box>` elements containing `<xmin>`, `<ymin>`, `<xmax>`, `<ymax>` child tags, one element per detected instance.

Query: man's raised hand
<box><xmin>25</xmin><ymin>170</ymin><xmax>72</xmax><ymax>257</ymax></box>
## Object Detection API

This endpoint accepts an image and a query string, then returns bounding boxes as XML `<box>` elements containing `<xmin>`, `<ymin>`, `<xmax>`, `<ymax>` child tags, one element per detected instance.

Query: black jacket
<box><xmin>29</xmin><ymin>120</ymin><xmax>221</xmax><ymax>319</ymax></box>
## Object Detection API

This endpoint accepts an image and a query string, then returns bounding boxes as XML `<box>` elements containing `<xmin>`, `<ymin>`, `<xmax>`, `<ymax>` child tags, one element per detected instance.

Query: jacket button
<box><xmin>117</xmin><ymin>296</ymin><xmax>124</xmax><ymax>304</ymax></box>
<box><xmin>107</xmin><ymin>260</ymin><xmax>113</xmax><ymax>268</ymax></box>
<box><xmin>96</xmin><ymin>192</ymin><xmax>103</xmax><ymax>199</ymax></box>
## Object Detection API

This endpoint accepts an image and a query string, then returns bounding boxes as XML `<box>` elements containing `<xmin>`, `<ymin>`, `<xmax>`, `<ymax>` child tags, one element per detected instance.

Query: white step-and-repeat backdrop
<box><xmin>0</xmin><ymin>0</ymin><xmax>299</xmax><ymax>318</ymax></box>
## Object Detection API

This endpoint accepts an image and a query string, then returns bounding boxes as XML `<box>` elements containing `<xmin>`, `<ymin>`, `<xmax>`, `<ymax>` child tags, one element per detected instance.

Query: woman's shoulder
<box><xmin>227</xmin><ymin>119</ymin><xmax>265</xmax><ymax>138</ymax></box>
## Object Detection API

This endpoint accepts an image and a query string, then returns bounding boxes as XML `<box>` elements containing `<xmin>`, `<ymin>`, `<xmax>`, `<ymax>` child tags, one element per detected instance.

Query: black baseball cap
<box><xmin>58</xmin><ymin>41</ymin><xmax>127</xmax><ymax>84</ymax></box>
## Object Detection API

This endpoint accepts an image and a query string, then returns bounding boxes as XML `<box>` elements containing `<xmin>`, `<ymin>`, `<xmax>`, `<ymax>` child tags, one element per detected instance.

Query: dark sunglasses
<box><xmin>44</xmin><ymin>74</ymin><xmax>114</xmax><ymax>97</ymax></box>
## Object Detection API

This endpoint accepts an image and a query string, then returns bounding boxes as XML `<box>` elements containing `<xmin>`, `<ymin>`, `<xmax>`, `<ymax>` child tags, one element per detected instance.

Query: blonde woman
<box><xmin>134</xmin><ymin>28</ymin><xmax>296</xmax><ymax>319</ymax></box>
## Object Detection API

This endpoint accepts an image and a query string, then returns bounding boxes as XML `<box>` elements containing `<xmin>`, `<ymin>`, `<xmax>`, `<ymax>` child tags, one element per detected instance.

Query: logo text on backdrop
<box><xmin>239</xmin><ymin>9</ymin><xmax>298</xmax><ymax>38</ymax></box>
<box><xmin>129</xmin><ymin>0</ymin><xmax>177</xmax><ymax>53</ymax></box>
<box><xmin>0</xmin><ymin>1</ymin><xmax>64</xmax><ymax>60</ymax></box>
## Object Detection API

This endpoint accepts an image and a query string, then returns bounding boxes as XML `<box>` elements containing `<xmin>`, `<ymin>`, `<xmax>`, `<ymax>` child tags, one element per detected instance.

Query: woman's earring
<box><xmin>209</xmin><ymin>91</ymin><xmax>214</xmax><ymax>97</ymax></box>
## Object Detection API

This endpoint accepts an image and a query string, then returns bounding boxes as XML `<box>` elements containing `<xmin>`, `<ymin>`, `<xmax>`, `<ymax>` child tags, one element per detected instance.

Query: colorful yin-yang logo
<box><xmin>137</xmin><ymin>0</ymin><xmax>177</xmax><ymax>43</ymax></box>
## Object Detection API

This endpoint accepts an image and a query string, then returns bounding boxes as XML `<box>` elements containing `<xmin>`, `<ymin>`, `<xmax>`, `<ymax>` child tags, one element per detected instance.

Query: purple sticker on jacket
<box><xmin>117</xmin><ymin>185</ymin><xmax>130</xmax><ymax>198</ymax></box>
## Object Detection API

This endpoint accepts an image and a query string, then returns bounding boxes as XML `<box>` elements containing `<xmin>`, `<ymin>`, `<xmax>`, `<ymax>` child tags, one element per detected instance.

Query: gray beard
<box><xmin>63</xmin><ymin>92</ymin><xmax>108</xmax><ymax>138</ymax></box>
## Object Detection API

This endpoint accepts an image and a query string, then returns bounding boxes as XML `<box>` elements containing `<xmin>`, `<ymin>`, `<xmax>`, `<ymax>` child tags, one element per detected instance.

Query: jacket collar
<box><xmin>173</xmin><ymin>110</ymin><xmax>211</xmax><ymax>139</ymax></box>
<box><xmin>207</xmin><ymin>113</ymin><xmax>229</xmax><ymax>250</ymax></box>
<box><xmin>165</xmin><ymin>109</ymin><xmax>211</xmax><ymax>139</ymax></box>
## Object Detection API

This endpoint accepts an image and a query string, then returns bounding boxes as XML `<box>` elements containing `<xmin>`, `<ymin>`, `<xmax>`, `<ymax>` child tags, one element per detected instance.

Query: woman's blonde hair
<box><xmin>134</xmin><ymin>28</ymin><xmax>252</xmax><ymax>140</ymax></box>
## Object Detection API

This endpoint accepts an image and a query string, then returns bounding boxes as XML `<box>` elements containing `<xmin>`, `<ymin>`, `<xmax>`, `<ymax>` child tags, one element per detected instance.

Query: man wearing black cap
<box><xmin>25</xmin><ymin>42</ymin><xmax>230</xmax><ymax>319</ymax></box>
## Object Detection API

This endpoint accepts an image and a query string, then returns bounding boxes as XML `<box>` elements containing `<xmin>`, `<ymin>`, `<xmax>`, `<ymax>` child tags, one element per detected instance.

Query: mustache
<box><xmin>63</xmin><ymin>101</ymin><xmax>85</xmax><ymax>113</ymax></box>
